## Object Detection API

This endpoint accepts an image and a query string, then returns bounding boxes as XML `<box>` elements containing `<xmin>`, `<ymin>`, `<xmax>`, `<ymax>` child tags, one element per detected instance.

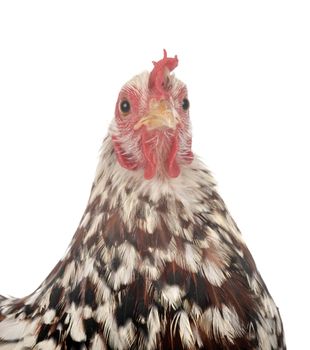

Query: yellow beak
<box><xmin>134</xmin><ymin>99</ymin><xmax>178</xmax><ymax>131</ymax></box>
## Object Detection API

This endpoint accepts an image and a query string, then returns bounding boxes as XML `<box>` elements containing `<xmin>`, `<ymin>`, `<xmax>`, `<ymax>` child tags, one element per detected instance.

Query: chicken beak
<box><xmin>134</xmin><ymin>99</ymin><xmax>178</xmax><ymax>131</ymax></box>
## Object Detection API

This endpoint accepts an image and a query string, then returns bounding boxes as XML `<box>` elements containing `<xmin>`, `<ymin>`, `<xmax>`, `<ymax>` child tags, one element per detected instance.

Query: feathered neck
<box><xmin>0</xmin><ymin>133</ymin><xmax>284</xmax><ymax>350</ymax></box>
<box><xmin>92</xmin><ymin>134</ymin><xmax>212</xmax><ymax>214</ymax></box>
<box><xmin>3</xmin><ymin>135</ymin><xmax>215</xmax><ymax>304</ymax></box>
<box><xmin>0</xmin><ymin>134</ymin><xmax>220</xmax><ymax>347</ymax></box>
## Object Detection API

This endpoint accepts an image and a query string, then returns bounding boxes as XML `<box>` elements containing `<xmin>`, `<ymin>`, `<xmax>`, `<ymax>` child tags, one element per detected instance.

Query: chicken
<box><xmin>0</xmin><ymin>50</ymin><xmax>285</xmax><ymax>349</ymax></box>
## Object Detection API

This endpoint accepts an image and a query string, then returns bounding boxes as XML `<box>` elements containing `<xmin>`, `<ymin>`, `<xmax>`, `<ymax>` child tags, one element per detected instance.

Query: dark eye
<box><xmin>182</xmin><ymin>98</ymin><xmax>190</xmax><ymax>111</ymax></box>
<box><xmin>120</xmin><ymin>100</ymin><xmax>131</xmax><ymax>115</ymax></box>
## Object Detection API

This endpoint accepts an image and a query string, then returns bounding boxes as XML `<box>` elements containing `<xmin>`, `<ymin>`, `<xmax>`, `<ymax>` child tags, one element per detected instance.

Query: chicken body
<box><xmin>0</xmin><ymin>52</ymin><xmax>285</xmax><ymax>349</ymax></box>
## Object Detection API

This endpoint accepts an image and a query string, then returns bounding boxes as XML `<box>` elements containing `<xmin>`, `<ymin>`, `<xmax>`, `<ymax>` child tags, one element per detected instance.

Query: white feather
<box><xmin>84</xmin><ymin>213</ymin><xmax>103</xmax><ymax>240</ymax></box>
<box><xmin>43</xmin><ymin>309</ymin><xmax>55</xmax><ymax>324</ymax></box>
<box><xmin>146</xmin><ymin>306</ymin><xmax>160</xmax><ymax>350</ymax></box>
<box><xmin>0</xmin><ymin>317</ymin><xmax>39</xmax><ymax>341</ymax></box>
<box><xmin>183</xmin><ymin>243</ymin><xmax>201</xmax><ymax>272</ymax></box>
<box><xmin>257</xmin><ymin>324</ymin><xmax>272</xmax><ymax>350</ymax></box>
<box><xmin>161</xmin><ymin>285</ymin><xmax>184</xmax><ymax>309</ymax></box>
<box><xmin>34</xmin><ymin>339</ymin><xmax>57</xmax><ymax>350</ymax></box>
<box><xmin>90</xmin><ymin>334</ymin><xmax>107</xmax><ymax>350</ymax></box>
<box><xmin>138</xmin><ymin>257</ymin><xmax>161</xmax><ymax>280</ymax></box>
<box><xmin>201</xmin><ymin>261</ymin><xmax>227</xmax><ymax>287</ymax></box>
<box><xmin>68</xmin><ymin>306</ymin><xmax>86</xmax><ymax>342</ymax></box>
<box><xmin>61</xmin><ymin>260</ymin><xmax>76</xmax><ymax>286</ymax></box>
<box><xmin>177</xmin><ymin>311</ymin><xmax>195</xmax><ymax>348</ymax></box>
<box><xmin>201</xmin><ymin>306</ymin><xmax>244</xmax><ymax>343</ymax></box>
<box><xmin>80</xmin><ymin>211</ymin><xmax>91</xmax><ymax>228</ymax></box>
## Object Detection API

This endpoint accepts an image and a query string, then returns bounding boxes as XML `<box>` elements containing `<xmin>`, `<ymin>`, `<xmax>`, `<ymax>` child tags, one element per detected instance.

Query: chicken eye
<box><xmin>120</xmin><ymin>100</ymin><xmax>131</xmax><ymax>115</ymax></box>
<box><xmin>182</xmin><ymin>98</ymin><xmax>190</xmax><ymax>111</ymax></box>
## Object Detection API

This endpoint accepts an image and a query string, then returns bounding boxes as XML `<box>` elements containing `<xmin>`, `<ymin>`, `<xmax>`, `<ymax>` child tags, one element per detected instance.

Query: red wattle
<box><xmin>167</xmin><ymin>133</ymin><xmax>180</xmax><ymax>178</ymax></box>
<box><xmin>144</xmin><ymin>162</ymin><xmax>156</xmax><ymax>180</ymax></box>
<box><xmin>112</xmin><ymin>135</ymin><xmax>138</xmax><ymax>170</ymax></box>
<box><xmin>113</xmin><ymin>128</ymin><xmax>191</xmax><ymax>180</ymax></box>
<box><xmin>141</xmin><ymin>130</ymin><xmax>157</xmax><ymax>180</ymax></box>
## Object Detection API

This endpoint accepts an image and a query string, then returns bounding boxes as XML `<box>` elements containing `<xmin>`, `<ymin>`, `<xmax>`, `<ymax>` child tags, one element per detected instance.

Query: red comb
<box><xmin>149</xmin><ymin>49</ymin><xmax>178</xmax><ymax>98</ymax></box>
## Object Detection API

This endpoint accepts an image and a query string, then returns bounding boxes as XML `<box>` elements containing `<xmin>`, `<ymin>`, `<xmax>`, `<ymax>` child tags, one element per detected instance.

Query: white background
<box><xmin>0</xmin><ymin>1</ymin><xmax>309</xmax><ymax>348</ymax></box>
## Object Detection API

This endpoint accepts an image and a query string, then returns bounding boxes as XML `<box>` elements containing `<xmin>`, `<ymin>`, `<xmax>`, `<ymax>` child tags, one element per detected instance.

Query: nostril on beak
<box><xmin>133</xmin><ymin>99</ymin><xmax>178</xmax><ymax>131</ymax></box>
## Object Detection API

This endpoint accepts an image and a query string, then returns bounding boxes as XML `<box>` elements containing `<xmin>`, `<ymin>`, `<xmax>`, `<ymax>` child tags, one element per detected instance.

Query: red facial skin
<box><xmin>112</xmin><ymin>51</ymin><xmax>193</xmax><ymax>180</ymax></box>
<box><xmin>112</xmin><ymin>88</ymin><xmax>142</xmax><ymax>171</ymax></box>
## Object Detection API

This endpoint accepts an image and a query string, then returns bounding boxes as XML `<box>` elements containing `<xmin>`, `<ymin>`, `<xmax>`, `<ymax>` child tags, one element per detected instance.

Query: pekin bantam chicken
<box><xmin>0</xmin><ymin>51</ymin><xmax>285</xmax><ymax>349</ymax></box>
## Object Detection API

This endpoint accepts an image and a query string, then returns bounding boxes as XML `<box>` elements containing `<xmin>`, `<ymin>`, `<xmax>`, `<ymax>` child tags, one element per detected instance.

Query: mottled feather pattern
<box><xmin>0</xmin><ymin>51</ymin><xmax>285</xmax><ymax>349</ymax></box>
<box><xmin>0</xmin><ymin>137</ymin><xmax>285</xmax><ymax>349</ymax></box>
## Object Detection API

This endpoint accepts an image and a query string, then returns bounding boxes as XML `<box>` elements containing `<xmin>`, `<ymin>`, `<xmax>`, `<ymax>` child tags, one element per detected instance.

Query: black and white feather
<box><xmin>0</xmin><ymin>53</ymin><xmax>285</xmax><ymax>350</ymax></box>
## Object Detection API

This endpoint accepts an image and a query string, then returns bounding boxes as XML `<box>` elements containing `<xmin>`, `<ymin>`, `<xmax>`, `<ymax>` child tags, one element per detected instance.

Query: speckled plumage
<box><xmin>0</xmin><ymin>52</ymin><xmax>285</xmax><ymax>349</ymax></box>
